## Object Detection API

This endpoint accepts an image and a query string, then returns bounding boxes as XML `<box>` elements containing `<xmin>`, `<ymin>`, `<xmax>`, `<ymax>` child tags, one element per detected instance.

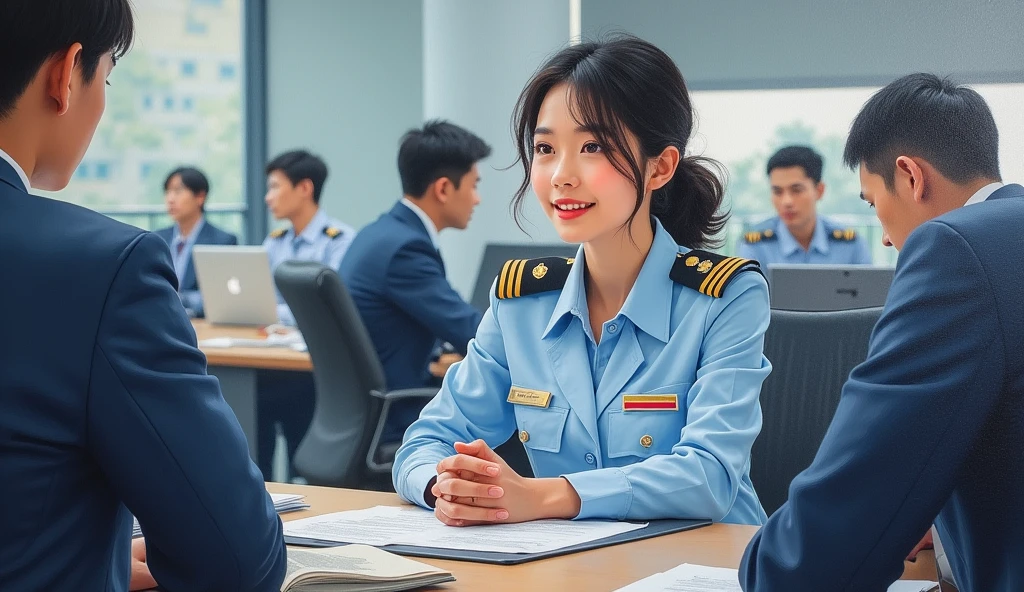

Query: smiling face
<box><xmin>530</xmin><ymin>84</ymin><xmax>650</xmax><ymax>245</ymax></box>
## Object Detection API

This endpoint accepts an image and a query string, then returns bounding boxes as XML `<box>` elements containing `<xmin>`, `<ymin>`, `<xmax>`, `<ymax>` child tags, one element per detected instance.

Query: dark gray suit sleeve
<box><xmin>86</xmin><ymin>232</ymin><xmax>286</xmax><ymax>592</ymax></box>
<box><xmin>739</xmin><ymin>221</ymin><xmax>1006</xmax><ymax>590</ymax></box>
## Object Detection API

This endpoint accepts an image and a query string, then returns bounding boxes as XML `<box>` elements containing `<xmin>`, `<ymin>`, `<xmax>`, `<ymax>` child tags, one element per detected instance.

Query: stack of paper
<box><xmin>132</xmin><ymin>492</ymin><xmax>309</xmax><ymax>538</ymax></box>
<box><xmin>284</xmin><ymin>505</ymin><xmax>647</xmax><ymax>554</ymax></box>
<box><xmin>613</xmin><ymin>563</ymin><xmax>937</xmax><ymax>592</ymax></box>
<box><xmin>282</xmin><ymin>544</ymin><xmax>454</xmax><ymax>592</ymax></box>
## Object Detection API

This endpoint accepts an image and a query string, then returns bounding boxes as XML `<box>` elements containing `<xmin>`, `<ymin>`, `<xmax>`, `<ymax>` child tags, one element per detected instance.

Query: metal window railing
<box><xmin>95</xmin><ymin>203</ymin><xmax>250</xmax><ymax>243</ymax></box>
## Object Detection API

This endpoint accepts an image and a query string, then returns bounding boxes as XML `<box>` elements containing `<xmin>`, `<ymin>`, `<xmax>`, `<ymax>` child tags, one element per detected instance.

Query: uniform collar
<box><xmin>542</xmin><ymin>218</ymin><xmax>676</xmax><ymax>343</ymax></box>
<box><xmin>401</xmin><ymin>197</ymin><xmax>441</xmax><ymax>248</ymax></box>
<box><xmin>776</xmin><ymin>215</ymin><xmax>829</xmax><ymax>256</ymax></box>
<box><xmin>0</xmin><ymin>146</ymin><xmax>31</xmax><ymax>191</ymax></box>
<box><xmin>294</xmin><ymin>208</ymin><xmax>329</xmax><ymax>244</ymax></box>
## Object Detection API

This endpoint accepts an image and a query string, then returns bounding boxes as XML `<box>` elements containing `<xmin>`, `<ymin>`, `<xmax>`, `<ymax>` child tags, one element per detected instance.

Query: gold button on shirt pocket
<box><xmin>512</xmin><ymin>406</ymin><xmax>569</xmax><ymax>453</ymax></box>
<box><xmin>605</xmin><ymin>410</ymin><xmax>683</xmax><ymax>459</ymax></box>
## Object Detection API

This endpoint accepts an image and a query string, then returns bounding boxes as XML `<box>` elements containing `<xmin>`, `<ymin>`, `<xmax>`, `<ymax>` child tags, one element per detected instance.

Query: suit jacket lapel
<box><xmin>182</xmin><ymin>223</ymin><xmax>215</xmax><ymax>291</ymax></box>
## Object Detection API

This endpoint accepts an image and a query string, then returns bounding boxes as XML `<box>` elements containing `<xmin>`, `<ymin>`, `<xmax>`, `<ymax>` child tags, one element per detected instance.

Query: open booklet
<box><xmin>283</xmin><ymin>544</ymin><xmax>454</xmax><ymax>592</ymax></box>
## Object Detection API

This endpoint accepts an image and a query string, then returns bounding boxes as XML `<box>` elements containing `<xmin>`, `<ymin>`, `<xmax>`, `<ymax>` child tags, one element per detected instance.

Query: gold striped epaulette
<box><xmin>743</xmin><ymin>228</ymin><xmax>777</xmax><ymax>244</ymax></box>
<box><xmin>829</xmin><ymin>228</ymin><xmax>857</xmax><ymax>242</ymax></box>
<box><xmin>670</xmin><ymin>250</ymin><xmax>763</xmax><ymax>298</ymax></box>
<box><xmin>268</xmin><ymin>227</ymin><xmax>288</xmax><ymax>239</ymax></box>
<box><xmin>495</xmin><ymin>256</ymin><xmax>575</xmax><ymax>300</ymax></box>
<box><xmin>323</xmin><ymin>226</ymin><xmax>344</xmax><ymax>239</ymax></box>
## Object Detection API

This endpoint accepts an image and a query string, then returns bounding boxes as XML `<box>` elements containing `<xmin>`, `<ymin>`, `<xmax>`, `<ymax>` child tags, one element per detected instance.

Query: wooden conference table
<box><xmin>268</xmin><ymin>483</ymin><xmax>938</xmax><ymax>591</ymax></box>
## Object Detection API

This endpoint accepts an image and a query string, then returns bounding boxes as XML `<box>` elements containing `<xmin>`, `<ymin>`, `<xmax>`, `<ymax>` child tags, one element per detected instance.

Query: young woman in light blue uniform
<box><xmin>393</xmin><ymin>36</ymin><xmax>772</xmax><ymax>527</ymax></box>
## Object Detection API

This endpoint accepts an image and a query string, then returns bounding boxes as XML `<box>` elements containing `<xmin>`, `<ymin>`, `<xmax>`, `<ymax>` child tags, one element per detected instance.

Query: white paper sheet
<box><xmin>614</xmin><ymin>564</ymin><xmax>741</xmax><ymax>591</ymax></box>
<box><xmin>133</xmin><ymin>492</ymin><xmax>307</xmax><ymax>538</ymax></box>
<box><xmin>887</xmin><ymin>582</ymin><xmax>939</xmax><ymax>592</ymax></box>
<box><xmin>613</xmin><ymin>563</ymin><xmax>937</xmax><ymax>592</ymax></box>
<box><xmin>284</xmin><ymin>505</ymin><xmax>647</xmax><ymax>554</ymax></box>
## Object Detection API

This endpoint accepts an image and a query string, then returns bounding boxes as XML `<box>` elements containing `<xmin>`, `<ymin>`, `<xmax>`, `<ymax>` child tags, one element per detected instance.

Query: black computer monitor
<box><xmin>766</xmin><ymin>264</ymin><xmax>896</xmax><ymax>311</ymax></box>
<box><xmin>470</xmin><ymin>243</ymin><xmax>579</xmax><ymax>312</ymax></box>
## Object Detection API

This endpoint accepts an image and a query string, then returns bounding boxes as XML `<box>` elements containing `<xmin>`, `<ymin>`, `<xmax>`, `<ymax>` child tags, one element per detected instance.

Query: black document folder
<box><xmin>284</xmin><ymin>518</ymin><xmax>712</xmax><ymax>566</ymax></box>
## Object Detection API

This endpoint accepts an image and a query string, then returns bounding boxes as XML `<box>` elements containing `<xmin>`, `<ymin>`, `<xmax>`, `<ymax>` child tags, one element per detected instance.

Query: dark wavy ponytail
<box><xmin>511</xmin><ymin>35</ymin><xmax>729</xmax><ymax>248</ymax></box>
<box><xmin>650</xmin><ymin>155</ymin><xmax>728</xmax><ymax>248</ymax></box>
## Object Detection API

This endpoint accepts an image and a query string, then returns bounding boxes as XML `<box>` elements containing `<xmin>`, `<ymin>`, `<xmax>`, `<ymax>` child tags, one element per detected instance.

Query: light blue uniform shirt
<box><xmin>262</xmin><ymin>208</ymin><xmax>355</xmax><ymax>325</ymax></box>
<box><xmin>171</xmin><ymin>218</ymin><xmax>206</xmax><ymax>313</ymax></box>
<box><xmin>394</xmin><ymin>220</ymin><xmax>772</xmax><ymax>525</ymax></box>
<box><xmin>737</xmin><ymin>215</ymin><xmax>872</xmax><ymax>266</ymax></box>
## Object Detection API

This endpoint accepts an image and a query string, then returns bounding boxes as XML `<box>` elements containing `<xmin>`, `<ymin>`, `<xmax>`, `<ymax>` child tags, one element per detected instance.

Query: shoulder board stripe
<box><xmin>511</xmin><ymin>259</ymin><xmax>527</xmax><ymax>298</ymax></box>
<box><xmin>497</xmin><ymin>259</ymin><xmax>515</xmax><ymax>300</ymax></box>
<box><xmin>699</xmin><ymin>256</ymin><xmax>745</xmax><ymax>297</ymax></box>
<box><xmin>496</xmin><ymin>256</ymin><xmax>575</xmax><ymax>300</ymax></box>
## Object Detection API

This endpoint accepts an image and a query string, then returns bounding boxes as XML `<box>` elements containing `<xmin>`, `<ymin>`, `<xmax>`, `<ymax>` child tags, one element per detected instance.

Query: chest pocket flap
<box><xmin>513</xmin><ymin>406</ymin><xmax>569</xmax><ymax>453</ymax></box>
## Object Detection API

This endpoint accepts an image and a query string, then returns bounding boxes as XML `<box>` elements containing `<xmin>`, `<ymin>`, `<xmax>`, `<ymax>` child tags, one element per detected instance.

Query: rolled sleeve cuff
<box><xmin>402</xmin><ymin>463</ymin><xmax>439</xmax><ymax>509</ymax></box>
<box><xmin>563</xmin><ymin>468</ymin><xmax>632</xmax><ymax>520</ymax></box>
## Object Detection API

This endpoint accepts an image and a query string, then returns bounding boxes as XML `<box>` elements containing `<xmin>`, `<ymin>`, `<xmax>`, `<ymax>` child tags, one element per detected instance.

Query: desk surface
<box><xmin>193</xmin><ymin>320</ymin><xmax>313</xmax><ymax>372</ymax></box>
<box><xmin>192</xmin><ymin>321</ymin><xmax>457</xmax><ymax>376</ymax></box>
<box><xmin>268</xmin><ymin>483</ymin><xmax>937</xmax><ymax>591</ymax></box>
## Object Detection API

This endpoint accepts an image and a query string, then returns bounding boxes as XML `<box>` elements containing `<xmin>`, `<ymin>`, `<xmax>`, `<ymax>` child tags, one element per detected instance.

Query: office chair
<box><xmin>274</xmin><ymin>261</ymin><xmax>438</xmax><ymax>490</ymax></box>
<box><xmin>750</xmin><ymin>307</ymin><xmax>883</xmax><ymax>516</ymax></box>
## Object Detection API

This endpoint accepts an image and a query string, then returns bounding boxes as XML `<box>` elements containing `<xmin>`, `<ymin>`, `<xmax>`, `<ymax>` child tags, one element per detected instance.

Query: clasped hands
<box><xmin>429</xmin><ymin>439</ymin><xmax>581</xmax><ymax>527</ymax></box>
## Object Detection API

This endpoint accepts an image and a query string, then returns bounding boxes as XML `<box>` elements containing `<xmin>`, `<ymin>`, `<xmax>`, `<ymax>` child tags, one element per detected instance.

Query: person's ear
<box><xmin>433</xmin><ymin>177</ymin><xmax>454</xmax><ymax>204</ymax></box>
<box><xmin>47</xmin><ymin>43</ymin><xmax>84</xmax><ymax>116</ymax></box>
<box><xmin>895</xmin><ymin>156</ymin><xmax>926</xmax><ymax>203</ymax></box>
<box><xmin>646</xmin><ymin>145</ymin><xmax>680</xmax><ymax>192</ymax></box>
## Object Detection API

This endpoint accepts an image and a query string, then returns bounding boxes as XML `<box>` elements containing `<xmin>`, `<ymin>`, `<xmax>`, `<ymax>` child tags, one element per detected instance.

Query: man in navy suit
<box><xmin>340</xmin><ymin>121</ymin><xmax>489</xmax><ymax>443</ymax></box>
<box><xmin>740</xmin><ymin>74</ymin><xmax>1024</xmax><ymax>591</ymax></box>
<box><xmin>0</xmin><ymin>2</ymin><xmax>286</xmax><ymax>590</ymax></box>
<box><xmin>154</xmin><ymin>166</ymin><xmax>238</xmax><ymax>318</ymax></box>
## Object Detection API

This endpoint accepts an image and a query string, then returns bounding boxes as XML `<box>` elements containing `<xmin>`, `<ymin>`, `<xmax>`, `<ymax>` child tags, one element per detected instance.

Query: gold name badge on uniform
<box><xmin>507</xmin><ymin>386</ymin><xmax>552</xmax><ymax>408</ymax></box>
<box><xmin>622</xmin><ymin>394</ymin><xmax>679</xmax><ymax>412</ymax></box>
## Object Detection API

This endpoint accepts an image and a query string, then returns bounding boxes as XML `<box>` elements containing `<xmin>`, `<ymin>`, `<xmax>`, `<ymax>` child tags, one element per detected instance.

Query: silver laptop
<box><xmin>192</xmin><ymin>245</ymin><xmax>279</xmax><ymax>326</ymax></box>
<box><xmin>766</xmin><ymin>264</ymin><xmax>895</xmax><ymax>311</ymax></box>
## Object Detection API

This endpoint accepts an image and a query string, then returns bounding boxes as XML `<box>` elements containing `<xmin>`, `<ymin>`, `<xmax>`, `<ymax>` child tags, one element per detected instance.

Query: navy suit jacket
<box><xmin>740</xmin><ymin>184</ymin><xmax>1024</xmax><ymax>592</ymax></box>
<box><xmin>155</xmin><ymin>221</ymin><xmax>237</xmax><ymax>317</ymax></box>
<box><xmin>340</xmin><ymin>202</ymin><xmax>483</xmax><ymax>433</ymax></box>
<box><xmin>0</xmin><ymin>159</ymin><xmax>286</xmax><ymax>591</ymax></box>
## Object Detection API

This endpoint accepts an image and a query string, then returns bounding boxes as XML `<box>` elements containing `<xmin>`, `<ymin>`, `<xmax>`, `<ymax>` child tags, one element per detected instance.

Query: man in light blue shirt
<box><xmin>738</xmin><ymin>146</ymin><xmax>871</xmax><ymax>266</ymax></box>
<box><xmin>262</xmin><ymin>149</ymin><xmax>355</xmax><ymax>326</ymax></box>
<box><xmin>154</xmin><ymin>166</ymin><xmax>237</xmax><ymax>317</ymax></box>
<box><xmin>257</xmin><ymin>149</ymin><xmax>355</xmax><ymax>481</ymax></box>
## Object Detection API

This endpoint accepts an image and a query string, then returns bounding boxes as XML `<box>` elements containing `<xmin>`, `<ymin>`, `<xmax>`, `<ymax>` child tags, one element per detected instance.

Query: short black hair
<box><xmin>266</xmin><ymin>150</ymin><xmax>329</xmax><ymax>204</ymax></box>
<box><xmin>844</xmin><ymin>73</ymin><xmax>1000</xmax><ymax>188</ymax></box>
<box><xmin>398</xmin><ymin>120</ymin><xmax>492</xmax><ymax>197</ymax></box>
<box><xmin>0</xmin><ymin>0</ymin><xmax>135</xmax><ymax>119</ymax></box>
<box><xmin>164</xmin><ymin>166</ymin><xmax>210</xmax><ymax>212</ymax></box>
<box><xmin>767</xmin><ymin>146</ymin><xmax>823</xmax><ymax>184</ymax></box>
